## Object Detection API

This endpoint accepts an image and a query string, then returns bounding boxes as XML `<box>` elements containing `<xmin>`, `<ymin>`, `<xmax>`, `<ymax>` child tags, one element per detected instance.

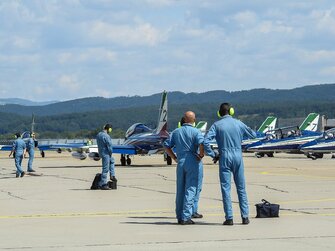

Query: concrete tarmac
<box><xmin>0</xmin><ymin>152</ymin><xmax>334</xmax><ymax>250</ymax></box>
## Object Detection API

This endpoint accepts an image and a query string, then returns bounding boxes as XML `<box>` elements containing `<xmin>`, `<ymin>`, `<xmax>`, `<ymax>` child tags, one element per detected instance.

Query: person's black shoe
<box><xmin>192</xmin><ymin>213</ymin><xmax>203</xmax><ymax>219</ymax></box>
<box><xmin>110</xmin><ymin>176</ymin><xmax>117</xmax><ymax>181</ymax></box>
<box><xmin>223</xmin><ymin>219</ymin><xmax>234</xmax><ymax>225</ymax></box>
<box><xmin>100</xmin><ymin>185</ymin><xmax>111</xmax><ymax>190</ymax></box>
<box><xmin>242</xmin><ymin>217</ymin><xmax>250</xmax><ymax>225</ymax></box>
<box><xmin>177</xmin><ymin>219</ymin><xmax>182</xmax><ymax>224</ymax></box>
<box><xmin>16</xmin><ymin>173</ymin><xmax>20</xmax><ymax>178</ymax></box>
<box><xmin>180</xmin><ymin>219</ymin><xmax>195</xmax><ymax>225</ymax></box>
<box><xmin>27</xmin><ymin>169</ymin><xmax>36</xmax><ymax>172</ymax></box>
<box><xmin>20</xmin><ymin>172</ymin><xmax>25</xmax><ymax>178</ymax></box>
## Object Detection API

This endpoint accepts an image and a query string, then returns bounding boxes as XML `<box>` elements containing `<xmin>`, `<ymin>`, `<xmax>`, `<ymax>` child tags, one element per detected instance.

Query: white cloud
<box><xmin>312</xmin><ymin>7</ymin><xmax>335</xmax><ymax>35</ymax></box>
<box><xmin>57</xmin><ymin>48</ymin><xmax>117</xmax><ymax>64</ymax></box>
<box><xmin>320</xmin><ymin>66</ymin><xmax>335</xmax><ymax>76</ymax></box>
<box><xmin>88</xmin><ymin>21</ymin><xmax>166</xmax><ymax>46</ymax></box>
<box><xmin>298</xmin><ymin>50</ymin><xmax>335</xmax><ymax>63</ymax></box>
<box><xmin>58</xmin><ymin>75</ymin><xmax>80</xmax><ymax>92</ymax></box>
<box><xmin>232</xmin><ymin>10</ymin><xmax>258</xmax><ymax>27</ymax></box>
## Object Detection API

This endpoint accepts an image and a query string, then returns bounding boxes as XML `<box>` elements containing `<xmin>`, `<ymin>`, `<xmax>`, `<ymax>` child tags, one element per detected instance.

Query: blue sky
<box><xmin>1</xmin><ymin>0</ymin><xmax>335</xmax><ymax>101</ymax></box>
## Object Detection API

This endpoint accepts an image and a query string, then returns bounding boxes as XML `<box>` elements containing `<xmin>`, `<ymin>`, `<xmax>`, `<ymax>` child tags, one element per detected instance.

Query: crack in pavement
<box><xmin>0</xmin><ymin>189</ymin><xmax>25</xmax><ymax>200</ymax></box>
<box><xmin>280</xmin><ymin>208</ymin><xmax>316</xmax><ymax>215</ymax></box>
<box><xmin>45</xmin><ymin>174</ymin><xmax>90</xmax><ymax>182</ymax></box>
<box><xmin>249</xmin><ymin>183</ymin><xmax>289</xmax><ymax>193</ymax></box>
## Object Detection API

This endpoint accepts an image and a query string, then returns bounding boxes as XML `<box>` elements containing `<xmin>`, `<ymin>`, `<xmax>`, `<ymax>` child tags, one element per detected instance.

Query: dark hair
<box><xmin>104</xmin><ymin>123</ymin><xmax>113</xmax><ymax>130</ymax></box>
<box><xmin>15</xmin><ymin>132</ymin><xmax>21</xmax><ymax>138</ymax></box>
<box><xmin>219</xmin><ymin>103</ymin><xmax>231</xmax><ymax>116</ymax></box>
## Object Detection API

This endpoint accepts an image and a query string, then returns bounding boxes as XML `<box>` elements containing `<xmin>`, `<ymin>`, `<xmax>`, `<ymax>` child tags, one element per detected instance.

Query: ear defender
<box><xmin>178</xmin><ymin>122</ymin><xmax>182</xmax><ymax>128</ymax></box>
<box><xmin>108</xmin><ymin>127</ymin><xmax>112</xmax><ymax>133</ymax></box>
<box><xmin>229</xmin><ymin>107</ymin><xmax>235</xmax><ymax>116</ymax></box>
<box><xmin>217</xmin><ymin>106</ymin><xmax>235</xmax><ymax>117</ymax></box>
<box><xmin>192</xmin><ymin>122</ymin><xmax>196</xmax><ymax>127</ymax></box>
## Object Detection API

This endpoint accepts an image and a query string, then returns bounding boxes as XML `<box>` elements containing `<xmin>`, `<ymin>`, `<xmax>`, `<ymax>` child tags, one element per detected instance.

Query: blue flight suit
<box><xmin>13</xmin><ymin>138</ymin><xmax>26</xmax><ymax>176</ymax></box>
<box><xmin>110</xmin><ymin>156</ymin><xmax>115</xmax><ymax>177</ymax></box>
<box><xmin>26</xmin><ymin>138</ymin><xmax>35</xmax><ymax>171</ymax></box>
<box><xmin>204</xmin><ymin>115</ymin><xmax>256</xmax><ymax>220</ymax></box>
<box><xmin>164</xmin><ymin>124</ymin><xmax>204</xmax><ymax>221</ymax></box>
<box><xmin>96</xmin><ymin>131</ymin><xmax>114</xmax><ymax>187</ymax></box>
<box><xmin>192</xmin><ymin>162</ymin><xmax>203</xmax><ymax>215</ymax></box>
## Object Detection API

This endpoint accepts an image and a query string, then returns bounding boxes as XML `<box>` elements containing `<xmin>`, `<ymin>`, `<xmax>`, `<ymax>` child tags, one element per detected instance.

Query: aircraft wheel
<box><xmin>256</xmin><ymin>153</ymin><xmax>264</xmax><ymax>158</ymax></box>
<box><xmin>120</xmin><ymin>155</ymin><xmax>126</xmax><ymax>166</ymax></box>
<box><xmin>166</xmin><ymin>155</ymin><xmax>172</xmax><ymax>165</ymax></box>
<box><xmin>41</xmin><ymin>151</ymin><xmax>45</xmax><ymax>158</ymax></box>
<box><xmin>126</xmin><ymin>156</ymin><xmax>131</xmax><ymax>165</ymax></box>
<box><xmin>266</xmin><ymin>152</ymin><xmax>274</xmax><ymax>157</ymax></box>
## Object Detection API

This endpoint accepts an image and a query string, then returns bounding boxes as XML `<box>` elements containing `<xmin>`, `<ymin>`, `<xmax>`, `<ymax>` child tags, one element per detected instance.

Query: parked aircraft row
<box><xmin>1</xmin><ymin>91</ymin><xmax>334</xmax><ymax>163</ymax></box>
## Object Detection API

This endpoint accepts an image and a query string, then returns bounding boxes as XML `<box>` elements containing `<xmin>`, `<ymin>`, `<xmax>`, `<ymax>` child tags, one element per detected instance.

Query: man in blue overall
<box><xmin>164</xmin><ymin>111</ymin><xmax>204</xmax><ymax>225</ymax></box>
<box><xmin>25</xmin><ymin>132</ymin><xmax>36</xmax><ymax>172</ymax></box>
<box><xmin>204</xmin><ymin>103</ymin><xmax>256</xmax><ymax>225</ymax></box>
<box><xmin>9</xmin><ymin>133</ymin><xmax>26</xmax><ymax>178</ymax></box>
<box><xmin>178</xmin><ymin>117</ymin><xmax>203</xmax><ymax>219</ymax></box>
<box><xmin>96</xmin><ymin>124</ymin><xmax>116</xmax><ymax>190</ymax></box>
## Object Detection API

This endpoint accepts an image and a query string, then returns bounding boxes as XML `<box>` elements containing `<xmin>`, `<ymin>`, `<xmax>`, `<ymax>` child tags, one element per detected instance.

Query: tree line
<box><xmin>1</xmin><ymin>100</ymin><xmax>334</xmax><ymax>140</ymax></box>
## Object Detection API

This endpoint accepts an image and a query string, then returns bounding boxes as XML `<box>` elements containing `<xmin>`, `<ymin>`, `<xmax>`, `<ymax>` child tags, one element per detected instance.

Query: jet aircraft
<box><xmin>299</xmin><ymin>128</ymin><xmax>335</xmax><ymax>160</ymax></box>
<box><xmin>208</xmin><ymin>116</ymin><xmax>277</xmax><ymax>151</ymax></box>
<box><xmin>242</xmin><ymin>116</ymin><xmax>277</xmax><ymax>151</ymax></box>
<box><xmin>72</xmin><ymin>91</ymin><xmax>170</xmax><ymax>165</ymax></box>
<box><xmin>247</xmin><ymin>113</ymin><xmax>323</xmax><ymax>157</ymax></box>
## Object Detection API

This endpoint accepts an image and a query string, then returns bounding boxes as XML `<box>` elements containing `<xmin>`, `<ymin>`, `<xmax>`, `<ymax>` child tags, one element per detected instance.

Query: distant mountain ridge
<box><xmin>1</xmin><ymin>83</ymin><xmax>334</xmax><ymax>116</ymax></box>
<box><xmin>0</xmin><ymin>98</ymin><xmax>58</xmax><ymax>106</ymax></box>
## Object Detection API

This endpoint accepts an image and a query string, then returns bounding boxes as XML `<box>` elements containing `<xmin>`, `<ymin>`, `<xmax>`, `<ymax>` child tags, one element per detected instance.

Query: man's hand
<box><xmin>213</xmin><ymin>151</ymin><xmax>220</xmax><ymax>164</ymax></box>
<box><xmin>196</xmin><ymin>153</ymin><xmax>204</xmax><ymax>161</ymax></box>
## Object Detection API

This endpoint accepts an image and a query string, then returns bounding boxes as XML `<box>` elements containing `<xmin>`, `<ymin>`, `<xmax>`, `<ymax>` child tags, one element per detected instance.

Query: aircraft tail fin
<box><xmin>195</xmin><ymin>121</ymin><xmax>208</xmax><ymax>135</ymax></box>
<box><xmin>258</xmin><ymin>116</ymin><xmax>277</xmax><ymax>133</ymax></box>
<box><xmin>299</xmin><ymin>113</ymin><xmax>320</xmax><ymax>131</ymax></box>
<box><xmin>155</xmin><ymin>91</ymin><xmax>168</xmax><ymax>134</ymax></box>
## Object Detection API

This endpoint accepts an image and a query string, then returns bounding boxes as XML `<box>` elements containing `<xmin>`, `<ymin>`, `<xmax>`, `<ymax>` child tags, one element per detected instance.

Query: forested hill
<box><xmin>1</xmin><ymin>83</ymin><xmax>335</xmax><ymax>116</ymax></box>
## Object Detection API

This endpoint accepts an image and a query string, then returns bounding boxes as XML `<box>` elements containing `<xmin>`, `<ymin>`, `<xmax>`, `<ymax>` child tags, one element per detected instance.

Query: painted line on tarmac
<box><xmin>1</xmin><ymin>207</ymin><xmax>335</xmax><ymax>220</ymax></box>
<box><xmin>260</xmin><ymin>171</ymin><xmax>335</xmax><ymax>180</ymax></box>
<box><xmin>0</xmin><ymin>209</ymin><xmax>174</xmax><ymax>220</ymax></box>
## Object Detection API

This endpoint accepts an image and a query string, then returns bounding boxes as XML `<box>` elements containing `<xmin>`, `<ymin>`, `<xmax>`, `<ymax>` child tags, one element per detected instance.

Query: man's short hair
<box><xmin>219</xmin><ymin>103</ymin><xmax>232</xmax><ymax>116</ymax></box>
<box><xmin>103</xmin><ymin>123</ymin><xmax>112</xmax><ymax>130</ymax></box>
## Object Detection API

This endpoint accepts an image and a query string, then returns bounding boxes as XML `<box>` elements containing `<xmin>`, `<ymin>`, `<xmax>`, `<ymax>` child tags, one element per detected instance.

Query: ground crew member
<box><xmin>178</xmin><ymin>117</ymin><xmax>203</xmax><ymax>219</ymax></box>
<box><xmin>9</xmin><ymin>133</ymin><xmax>26</xmax><ymax>178</ymax></box>
<box><xmin>204</xmin><ymin>103</ymin><xmax>256</xmax><ymax>225</ymax></box>
<box><xmin>25</xmin><ymin>132</ymin><xmax>36</xmax><ymax>172</ymax></box>
<box><xmin>164</xmin><ymin>111</ymin><xmax>204</xmax><ymax>225</ymax></box>
<box><xmin>96</xmin><ymin>124</ymin><xmax>116</xmax><ymax>190</ymax></box>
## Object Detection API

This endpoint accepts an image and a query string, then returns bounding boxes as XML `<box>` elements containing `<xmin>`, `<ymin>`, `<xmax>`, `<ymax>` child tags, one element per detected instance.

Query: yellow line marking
<box><xmin>279</xmin><ymin>198</ymin><xmax>335</xmax><ymax>204</ymax></box>
<box><xmin>259</xmin><ymin>172</ymin><xmax>335</xmax><ymax>180</ymax></box>
<box><xmin>1</xmin><ymin>205</ymin><xmax>335</xmax><ymax>220</ymax></box>
<box><xmin>0</xmin><ymin>209</ymin><xmax>174</xmax><ymax>219</ymax></box>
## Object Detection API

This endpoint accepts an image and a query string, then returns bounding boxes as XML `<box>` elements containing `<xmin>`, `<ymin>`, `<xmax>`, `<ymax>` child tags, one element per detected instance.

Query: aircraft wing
<box><xmin>0</xmin><ymin>145</ymin><xmax>13</xmax><ymax>151</ymax></box>
<box><xmin>38</xmin><ymin>143</ymin><xmax>87</xmax><ymax>151</ymax></box>
<box><xmin>111</xmin><ymin>144</ymin><xmax>137</xmax><ymax>155</ymax></box>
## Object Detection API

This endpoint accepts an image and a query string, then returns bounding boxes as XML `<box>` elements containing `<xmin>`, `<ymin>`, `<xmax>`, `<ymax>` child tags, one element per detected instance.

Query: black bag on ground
<box><xmin>108</xmin><ymin>180</ymin><xmax>117</xmax><ymax>190</ymax></box>
<box><xmin>90</xmin><ymin>173</ymin><xmax>101</xmax><ymax>190</ymax></box>
<box><xmin>255</xmin><ymin>199</ymin><xmax>280</xmax><ymax>218</ymax></box>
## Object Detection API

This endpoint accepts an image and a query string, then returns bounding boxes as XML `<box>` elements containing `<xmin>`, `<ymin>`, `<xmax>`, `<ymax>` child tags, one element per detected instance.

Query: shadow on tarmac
<box><xmin>122</xmin><ymin>220</ymin><xmax>224</xmax><ymax>226</ymax></box>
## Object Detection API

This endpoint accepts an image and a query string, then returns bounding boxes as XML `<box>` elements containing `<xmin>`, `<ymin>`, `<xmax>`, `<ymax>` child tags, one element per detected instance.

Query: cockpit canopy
<box><xmin>125</xmin><ymin>123</ymin><xmax>153</xmax><ymax>139</ymax></box>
